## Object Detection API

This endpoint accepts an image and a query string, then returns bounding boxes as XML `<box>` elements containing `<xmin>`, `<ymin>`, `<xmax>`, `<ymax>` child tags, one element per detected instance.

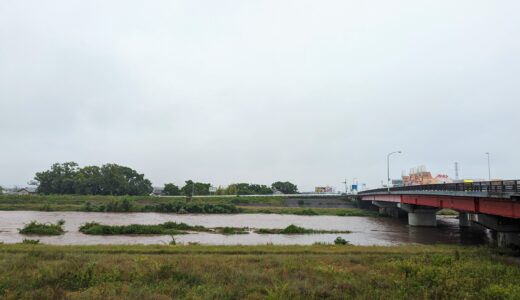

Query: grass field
<box><xmin>239</xmin><ymin>206</ymin><xmax>378</xmax><ymax>217</ymax></box>
<box><xmin>0</xmin><ymin>244</ymin><xmax>518</xmax><ymax>299</ymax></box>
<box><xmin>0</xmin><ymin>195</ymin><xmax>372</xmax><ymax>217</ymax></box>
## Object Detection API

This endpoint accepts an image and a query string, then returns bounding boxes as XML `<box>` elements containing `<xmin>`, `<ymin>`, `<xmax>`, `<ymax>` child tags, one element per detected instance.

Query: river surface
<box><xmin>0</xmin><ymin>211</ymin><xmax>494</xmax><ymax>246</ymax></box>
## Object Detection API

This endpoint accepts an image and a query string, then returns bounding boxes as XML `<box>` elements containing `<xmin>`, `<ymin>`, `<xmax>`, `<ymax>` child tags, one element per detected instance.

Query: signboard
<box><xmin>209</xmin><ymin>186</ymin><xmax>218</xmax><ymax>193</ymax></box>
<box><xmin>315</xmin><ymin>186</ymin><xmax>333</xmax><ymax>193</ymax></box>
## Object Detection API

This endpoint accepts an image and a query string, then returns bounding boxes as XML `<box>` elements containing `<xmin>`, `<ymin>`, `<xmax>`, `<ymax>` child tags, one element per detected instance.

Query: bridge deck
<box><xmin>358</xmin><ymin>180</ymin><xmax>520</xmax><ymax>219</ymax></box>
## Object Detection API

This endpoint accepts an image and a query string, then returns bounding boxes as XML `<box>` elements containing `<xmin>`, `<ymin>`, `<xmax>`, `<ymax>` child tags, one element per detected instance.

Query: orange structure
<box><xmin>402</xmin><ymin>166</ymin><xmax>452</xmax><ymax>186</ymax></box>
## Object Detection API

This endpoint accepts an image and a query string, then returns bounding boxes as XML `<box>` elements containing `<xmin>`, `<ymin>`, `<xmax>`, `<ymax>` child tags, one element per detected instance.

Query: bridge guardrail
<box><xmin>358</xmin><ymin>180</ymin><xmax>520</xmax><ymax>195</ymax></box>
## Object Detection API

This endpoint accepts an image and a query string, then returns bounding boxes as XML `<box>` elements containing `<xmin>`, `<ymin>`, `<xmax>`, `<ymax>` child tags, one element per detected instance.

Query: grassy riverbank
<box><xmin>239</xmin><ymin>206</ymin><xmax>378</xmax><ymax>217</ymax></box>
<box><xmin>0</xmin><ymin>195</ymin><xmax>370</xmax><ymax>217</ymax></box>
<box><xmin>0</xmin><ymin>244</ymin><xmax>518</xmax><ymax>299</ymax></box>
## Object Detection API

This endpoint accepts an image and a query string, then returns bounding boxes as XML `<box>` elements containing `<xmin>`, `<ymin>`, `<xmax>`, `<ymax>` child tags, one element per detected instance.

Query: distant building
<box><xmin>3</xmin><ymin>187</ymin><xmax>37</xmax><ymax>195</ymax></box>
<box><xmin>150</xmin><ymin>187</ymin><xmax>164</xmax><ymax>196</ymax></box>
<box><xmin>402</xmin><ymin>166</ymin><xmax>453</xmax><ymax>186</ymax></box>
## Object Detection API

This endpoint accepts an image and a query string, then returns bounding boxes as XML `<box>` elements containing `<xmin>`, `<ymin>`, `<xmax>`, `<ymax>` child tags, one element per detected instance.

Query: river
<box><xmin>0</xmin><ymin>211</ymin><xmax>495</xmax><ymax>246</ymax></box>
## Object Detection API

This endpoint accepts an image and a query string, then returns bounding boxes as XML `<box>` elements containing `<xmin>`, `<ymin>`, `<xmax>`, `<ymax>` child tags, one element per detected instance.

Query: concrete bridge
<box><xmin>357</xmin><ymin>180</ymin><xmax>520</xmax><ymax>247</ymax></box>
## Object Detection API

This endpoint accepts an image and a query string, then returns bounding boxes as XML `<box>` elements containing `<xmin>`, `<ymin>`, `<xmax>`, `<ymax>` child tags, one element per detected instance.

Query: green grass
<box><xmin>79</xmin><ymin>222</ymin><xmax>250</xmax><ymax>235</ymax></box>
<box><xmin>18</xmin><ymin>220</ymin><xmax>65</xmax><ymax>235</ymax></box>
<box><xmin>254</xmin><ymin>224</ymin><xmax>351</xmax><ymax>234</ymax></box>
<box><xmin>437</xmin><ymin>208</ymin><xmax>459</xmax><ymax>216</ymax></box>
<box><xmin>0</xmin><ymin>195</ymin><xmax>370</xmax><ymax>217</ymax></box>
<box><xmin>0</xmin><ymin>244</ymin><xmax>518</xmax><ymax>299</ymax></box>
<box><xmin>79</xmin><ymin>223</ymin><xmax>349</xmax><ymax>236</ymax></box>
<box><xmin>240</xmin><ymin>206</ymin><xmax>379</xmax><ymax>217</ymax></box>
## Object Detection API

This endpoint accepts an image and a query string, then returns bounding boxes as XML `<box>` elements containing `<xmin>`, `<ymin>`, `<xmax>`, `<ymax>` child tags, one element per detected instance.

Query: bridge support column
<box><xmin>472</xmin><ymin>214</ymin><xmax>520</xmax><ymax>248</ymax></box>
<box><xmin>459</xmin><ymin>212</ymin><xmax>471</xmax><ymax>227</ymax></box>
<box><xmin>371</xmin><ymin>201</ymin><xmax>406</xmax><ymax>218</ymax></box>
<box><xmin>497</xmin><ymin>233</ymin><xmax>520</xmax><ymax>248</ymax></box>
<box><xmin>398</xmin><ymin>204</ymin><xmax>438</xmax><ymax>227</ymax></box>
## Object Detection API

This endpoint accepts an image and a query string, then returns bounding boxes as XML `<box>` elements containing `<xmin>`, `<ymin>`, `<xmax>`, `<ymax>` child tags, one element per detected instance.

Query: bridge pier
<box><xmin>459</xmin><ymin>212</ymin><xmax>471</xmax><ymax>227</ymax></box>
<box><xmin>398</xmin><ymin>204</ymin><xmax>438</xmax><ymax>227</ymax></box>
<box><xmin>497</xmin><ymin>232</ymin><xmax>520</xmax><ymax>248</ymax></box>
<box><xmin>371</xmin><ymin>201</ymin><xmax>406</xmax><ymax>218</ymax></box>
<box><xmin>471</xmin><ymin>214</ymin><xmax>520</xmax><ymax>248</ymax></box>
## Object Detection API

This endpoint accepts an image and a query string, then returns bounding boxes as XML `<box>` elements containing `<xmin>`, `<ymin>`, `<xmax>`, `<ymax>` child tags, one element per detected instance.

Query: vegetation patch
<box><xmin>334</xmin><ymin>236</ymin><xmax>349</xmax><ymax>245</ymax></box>
<box><xmin>79</xmin><ymin>222</ymin><xmax>190</xmax><ymax>235</ymax></box>
<box><xmin>240</xmin><ymin>206</ymin><xmax>379</xmax><ymax>217</ymax></box>
<box><xmin>437</xmin><ymin>208</ymin><xmax>459</xmax><ymax>216</ymax></box>
<box><xmin>0</xmin><ymin>244</ymin><xmax>517</xmax><ymax>299</ymax></box>
<box><xmin>79</xmin><ymin>222</ymin><xmax>249</xmax><ymax>235</ymax></box>
<box><xmin>18</xmin><ymin>220</ymin><xmax>65</xmax><ymax>235</ymax></box>
<box><xmin>0</xmin><ymin>195</ymin><xmax>373</xmax><ymax>217</ymax></box>
<box><xmin>254</xmin><ymin>224</ymin><xmax>351</xmax><ymax>234</ymax></box>
<box><xmin>21</xmin><ymin>239</ymin><xmax>40</xmax><ymax>244</ymax></box>
<box><xmin>213</xmin><ymin>227</ymin><xmax>250</xmax><ymax>235</ymax></box>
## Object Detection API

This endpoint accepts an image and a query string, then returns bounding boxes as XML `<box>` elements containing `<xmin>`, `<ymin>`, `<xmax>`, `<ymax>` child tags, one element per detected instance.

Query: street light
<box><xmin>485</xmin><ymin>152</ymin><xmax>491</xmax><ymax>181</ymax></box>
<box><xmin>387</xmin><ymin>151</ymin><xmax>402</xmax><ymax>193</ymax></box>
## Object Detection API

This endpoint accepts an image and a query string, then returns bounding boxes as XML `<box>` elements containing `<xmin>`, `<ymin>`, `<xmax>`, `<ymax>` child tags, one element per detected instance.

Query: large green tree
<box><xmin>271</xmin><ymin>181</ymin><xmax>298</xmax><ymax>194</ymax></box>
<box><xmin>180</xmin><ymin>180</ymin><xmax>211</xmax><ymax>196</ymax></box>
<box><xmin>34</xmin><ymin>162</ymin><xmax>79</xmax><ymax>194</ymax></box>
<box><xmin>163</xmin><ymin>183</ymin><xmax>181</xmax><ymax>196</ymax></box>
<box><xmin>34</xmin><ymin>162</ymin><xmax>153</xmax><ymax>196</ymax></box>
<box><xmin>228</xmin><ymin>183</ymin><xmax>273</xmax><ymax>195</ymax></box>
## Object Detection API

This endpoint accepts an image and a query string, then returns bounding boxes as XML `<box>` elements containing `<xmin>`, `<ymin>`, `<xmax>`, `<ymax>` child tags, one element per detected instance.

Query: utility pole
<box><xmin>387</xmin><ymin>151</ymin><xmax>402</xmax><ymax>193</ymax></box>
<box><xmin>342</xmin><ymin>179</ymin><xmax>348</xmax><ymax>194</ymax></box>
<box><xmin>454</xmin><ymin>162</ymin><xmax>459</xmax><ymax>180</ymax></box>
<box><xmin>485</xmin><ymin>152</ymin><xmax>491</xmax><ymax>181</ymax></box>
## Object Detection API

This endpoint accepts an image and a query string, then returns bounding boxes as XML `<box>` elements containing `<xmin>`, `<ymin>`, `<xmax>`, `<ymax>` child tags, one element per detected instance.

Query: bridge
<box><xmin>357</xmin><ymin>180</ymin><xmax>520</xmax><ymax>247</ymax></box>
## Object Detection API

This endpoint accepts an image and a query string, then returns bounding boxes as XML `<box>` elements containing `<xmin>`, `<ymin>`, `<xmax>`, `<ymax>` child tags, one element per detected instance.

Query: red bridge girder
<box><xmin>360</xmin><ymin>194</ymin><xmax>520</xmax><ymax>219</ymax></box>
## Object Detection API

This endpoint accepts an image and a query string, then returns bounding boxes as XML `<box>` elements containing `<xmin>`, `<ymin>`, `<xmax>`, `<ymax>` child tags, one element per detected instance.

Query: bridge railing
<box><xmin>358</xmin><ymin>180</ymin><xmax>520</xmax><ymax>195</ymax></box>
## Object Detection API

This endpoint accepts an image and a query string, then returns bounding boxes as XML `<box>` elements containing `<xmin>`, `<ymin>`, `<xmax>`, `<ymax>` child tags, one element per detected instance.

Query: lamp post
<box><xmin>387</xmin><ymin>151</ymin><xmax>402</xmax><ymax>193</ymax></box>
<box><xmin>485</xmin><ymin>152</ymin><xmax>491</xmax><ymax>181</ymax></box>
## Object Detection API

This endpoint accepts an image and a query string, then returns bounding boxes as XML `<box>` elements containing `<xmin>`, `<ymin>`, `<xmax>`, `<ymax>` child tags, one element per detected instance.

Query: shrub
<box><xmin>216</xmin><ymin>227</ymin><xmax>249</xmax><ymax>234</ymax></box>
<box><xmin>280</xmin><ymin>224</ymin><xmax>308</xmax><ymax>234</ymax></box>
<box><xmin>19</xmin><ymin>221</ymin><xmax>65</xmax><ymax>235</ymax></box>
<box><xmin>334</xmin><ymin>236</ymin><xmax>349</xmax><ymax>245</ymax></box>
<box><xmin>294</xmin><ymin>209</ymin><xmax>318</xmax><ymax>216</ymax></box>
<box><xmin>255</xmin><ymin>225</ymin><xmax>351</xmax><ymax>235</ymax></box>
<box><xmin>21</xmin><ymin>239</ymin><xmax>40</xmax><ymax>244</ymax></box>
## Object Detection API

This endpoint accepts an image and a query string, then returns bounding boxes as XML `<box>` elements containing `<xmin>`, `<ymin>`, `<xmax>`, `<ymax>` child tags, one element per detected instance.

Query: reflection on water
<box><xmin>0</xmin><ymin>211</ymin><xmax>494</xmax><ymax>246</ymax></box>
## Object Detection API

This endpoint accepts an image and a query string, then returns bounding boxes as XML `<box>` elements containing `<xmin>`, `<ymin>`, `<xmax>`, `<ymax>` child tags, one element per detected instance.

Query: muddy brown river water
<box><xmin>0</xmin><ymin>211</ymin><xmax>495</xmax><ymax>246</ymax></box>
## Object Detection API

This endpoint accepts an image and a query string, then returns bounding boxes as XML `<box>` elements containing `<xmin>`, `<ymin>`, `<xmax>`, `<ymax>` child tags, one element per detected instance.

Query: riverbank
<box><xmin>0</xmin><ymin>244</ymin><xmax>518</xmax><ymax>299</ymax></box>
<box><xmin>0</xmin><ymin>195</ymin><xmax>371</xmax><ymax>217</ymax></box>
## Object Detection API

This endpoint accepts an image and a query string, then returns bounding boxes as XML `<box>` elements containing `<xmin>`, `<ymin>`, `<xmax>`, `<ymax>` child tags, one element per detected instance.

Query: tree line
<box><xmin>32</xmin><ymin>162</ymin><xmax>298</xmax><ymax>196</ymax></box>
<box><xmin>35</xmin><ymin>162</ymin><xmax>153</xmax><ymax>195</ymax></box>
<box><xmin>163</xmin><ymin>181</ymin><xmax>298</xmax><ymax>196</ymax></box>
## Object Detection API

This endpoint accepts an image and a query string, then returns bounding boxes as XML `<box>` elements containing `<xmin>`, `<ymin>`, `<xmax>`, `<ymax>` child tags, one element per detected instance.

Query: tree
<box><xmin>271</xmin><ymin>181</ymin><xmax>298</xmax><ymax>194</ymax></box>
<box><xmin>99</xmin><ymin>164</ymin><xmax>152</xmax><ymax>196</ymax></box>
<box><xmin>0</xmin><ymin>186</ymin><xmax>3</xmax><ymax>195</ymax></box>
<box><xmin>34</xmin><ymin>162</ymin><xmax>153</xmax><ymax>196</ymax></box>
<box><xmin>163</xmin><ymin>183</ymin><xmax>181</xmax><ymax>196</ymax></box>
<box><xmin>74</xmin><ymin>166</ymin><xmax>102</xmax><ymax>195</ymax></box>
<box><xmin>180</xmin><ymin>180</ymin><xmax>211</xmax><ymax>196</ymax></box>
<box><xmin>35</xmin><ymin>162</ymin><xmax>79</xmax><ymax>194</ymax></box>
<box><xmin>228</xmin><ymin>183</ymin><xmax>273</xmax><ymax>195</ymax></box>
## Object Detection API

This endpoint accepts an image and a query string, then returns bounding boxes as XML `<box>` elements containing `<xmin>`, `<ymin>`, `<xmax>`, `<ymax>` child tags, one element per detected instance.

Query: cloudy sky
<box><xmin>1</xmin><ymin>0</ymin><xmax>519</xmax><ymax>191</ymax></box>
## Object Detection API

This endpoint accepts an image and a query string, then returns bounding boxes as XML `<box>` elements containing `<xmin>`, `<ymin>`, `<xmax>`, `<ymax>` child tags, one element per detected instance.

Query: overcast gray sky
<box><xmin>1</xmin><ymin>0</ymin><xmax>519</xmax><ymax>191</ymax></box>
